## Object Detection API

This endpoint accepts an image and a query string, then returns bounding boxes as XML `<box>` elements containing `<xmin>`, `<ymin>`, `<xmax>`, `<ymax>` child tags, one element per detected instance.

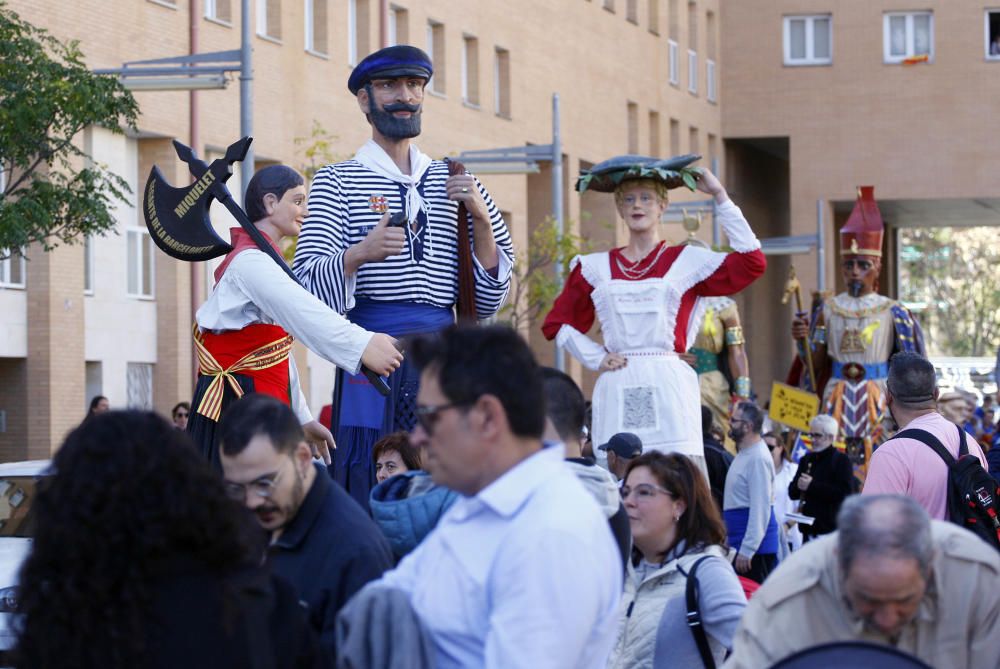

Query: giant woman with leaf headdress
<box><xmin>542</xmin><ymin>156</ymin><xmax>766</xmax><ymax>474</ymax></box>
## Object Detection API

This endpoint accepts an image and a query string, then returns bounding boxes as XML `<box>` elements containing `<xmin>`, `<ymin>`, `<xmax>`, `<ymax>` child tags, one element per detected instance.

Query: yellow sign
<box><xmin>768</xmin><ymin>382</ymin><xmax>820</xmax><ymax>433</ymax></box>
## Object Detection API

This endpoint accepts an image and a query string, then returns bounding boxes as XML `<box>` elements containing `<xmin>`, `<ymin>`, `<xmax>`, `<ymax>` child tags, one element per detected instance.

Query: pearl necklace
<box><xmin>615</xmin><ymin>242</ymin><xmax>667</xmax><ymax>280</ymax></box>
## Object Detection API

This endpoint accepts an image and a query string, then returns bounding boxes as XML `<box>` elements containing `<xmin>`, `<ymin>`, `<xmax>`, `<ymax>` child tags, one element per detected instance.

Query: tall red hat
<box><xmin>840</xmin><ymin>186</ymin><xmax>884</xmax><ymax>257</ymax></box>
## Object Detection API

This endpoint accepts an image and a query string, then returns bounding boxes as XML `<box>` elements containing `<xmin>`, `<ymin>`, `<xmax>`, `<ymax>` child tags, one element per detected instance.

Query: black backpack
<box><xmin>895</xmin><ymin>425</ymin><xmax>1000</xmax><ymax>551</ymax></box>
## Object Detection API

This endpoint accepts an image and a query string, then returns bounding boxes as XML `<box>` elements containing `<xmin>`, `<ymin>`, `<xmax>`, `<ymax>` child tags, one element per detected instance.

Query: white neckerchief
<box><xmin>354</xmin><ymin>139</ymin><xmax>434</xmax><ymax>225</ymax></box>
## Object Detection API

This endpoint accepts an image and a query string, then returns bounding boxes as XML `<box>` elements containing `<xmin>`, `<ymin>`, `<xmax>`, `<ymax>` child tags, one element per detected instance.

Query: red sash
<box><xmin>194</xmin><ymin>323</ymin><xmax>293</xmax><ymax>421</ymax></box>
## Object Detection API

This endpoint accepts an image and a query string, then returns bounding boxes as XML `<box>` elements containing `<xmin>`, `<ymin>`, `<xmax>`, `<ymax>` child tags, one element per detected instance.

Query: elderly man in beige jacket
<box><xmin>724</xmin><ymin>494</ymin><xmax>1000</xmax><ymax>669</ymax></box>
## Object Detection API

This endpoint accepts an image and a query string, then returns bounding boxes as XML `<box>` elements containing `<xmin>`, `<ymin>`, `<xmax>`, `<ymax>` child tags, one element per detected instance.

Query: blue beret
<box><xmin>348</xmin><ymin>45</ymin><xmax>433</xmax><ymax>95</ymax></box>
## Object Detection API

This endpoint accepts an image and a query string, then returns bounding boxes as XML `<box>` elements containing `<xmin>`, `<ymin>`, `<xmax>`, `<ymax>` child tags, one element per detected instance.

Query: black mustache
<box><xmin>382</xmin><ymin>102</ymin><xmax>421</xmax><ymax>113</ymax></box>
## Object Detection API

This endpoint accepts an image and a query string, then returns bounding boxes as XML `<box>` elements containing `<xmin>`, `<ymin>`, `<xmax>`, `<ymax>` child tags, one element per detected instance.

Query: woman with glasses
<box><xmin>12</xmin><ymin>410</ymin><xmax>325</xmax><ymax>669</ymax></box>
<box><xmin>542</xmin><ymin>156</ymin><xmax>765</xmax><ymax>477</ymax></box>
<box><xmin>607</xmin><ymin>452</ymin><xmax>746</xmax><ymax>669</ymax></box>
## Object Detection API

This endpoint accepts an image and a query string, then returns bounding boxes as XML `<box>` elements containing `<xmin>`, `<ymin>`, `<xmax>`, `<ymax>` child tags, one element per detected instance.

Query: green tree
<box><xmin>499</xmin><ymin>216</ymin><xmax>588</xmax><ymax>332</ymax></box>
<box><xmin>898</xmin><ymin>226</ymin><xmax>1000</xmax><ymax>357</ymax></box>
<box><xmin>0</xmin><ymin>3</ymin><xmax>138</xmax><ymax>258</ymax></box>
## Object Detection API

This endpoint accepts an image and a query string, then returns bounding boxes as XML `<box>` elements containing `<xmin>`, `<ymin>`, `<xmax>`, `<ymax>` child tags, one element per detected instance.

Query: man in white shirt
<box><xmin>376</xmin><ymin>325</ymin><xmax>622</xmax><ymax>668</ymax></box>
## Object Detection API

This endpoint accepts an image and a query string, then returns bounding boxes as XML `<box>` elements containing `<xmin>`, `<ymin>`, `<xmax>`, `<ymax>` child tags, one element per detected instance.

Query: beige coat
<box><xmin>723</xmin><ymin>522</ymin><xmax>1000</xmax><ymax>669</ymax></box>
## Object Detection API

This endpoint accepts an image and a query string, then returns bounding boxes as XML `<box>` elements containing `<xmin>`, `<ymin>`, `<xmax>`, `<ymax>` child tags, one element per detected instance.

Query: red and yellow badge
<box><xmin>368</xmin><ymin>195</ymin><xmax>389</xmax><ymax>214</ymax></box>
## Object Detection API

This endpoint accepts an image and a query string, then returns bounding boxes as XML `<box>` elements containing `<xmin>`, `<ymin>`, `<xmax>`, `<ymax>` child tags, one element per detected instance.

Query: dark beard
<box><xmin>847</xmin><ymin>279</ymin><xmax>865</xmax><ymax>297</ymax></box>
<box><xmin>370</xmin><ymin>101</ymin><xmax>422</xmax><ymax>139</ymax></box>
<box><xmin>728</xmin><ymin>425</ymin><xmax>746</xmax><ymax>442</ymax></box>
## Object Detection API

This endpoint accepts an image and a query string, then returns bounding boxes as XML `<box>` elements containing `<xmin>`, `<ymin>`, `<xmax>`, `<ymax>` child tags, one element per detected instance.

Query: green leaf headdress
<box><xmin>576</xmin><ymin>154</ymin><xmax>702</xmax><ymax>193</ymax></box>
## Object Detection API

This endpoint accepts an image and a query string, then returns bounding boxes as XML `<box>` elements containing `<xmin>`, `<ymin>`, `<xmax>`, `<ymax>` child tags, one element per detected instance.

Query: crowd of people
<box><xmin>20</xmin><ymin>43</ymin><xmax>999</xmax><ymax>668</ymax></box>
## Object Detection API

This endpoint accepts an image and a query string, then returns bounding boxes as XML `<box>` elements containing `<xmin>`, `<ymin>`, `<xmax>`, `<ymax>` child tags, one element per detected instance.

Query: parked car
<box><xmin>0</xmin><ymin>460</ymin><xmax>51</xmax><ymax>654</ymax></box>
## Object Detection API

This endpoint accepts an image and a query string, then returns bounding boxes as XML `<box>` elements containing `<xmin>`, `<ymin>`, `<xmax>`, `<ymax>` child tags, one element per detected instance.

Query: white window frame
<box><xmin>84</xmin><ymin>235</ymin><xmax>95</xmax><ymax>296</ymax></box>
<box><xmin>783</xmin><ymin>14</ymin><xmax>833</xmax><ymax>66</ymax></box>
<box><xmin>668</xmin><ymin>39</ymin><xmax>679</xmax><ymax>85</ymax></box>
<box><xmin>347</xmin><ymin>0</ymin><xmax>358</xmax><ymax>65</ymax></box>
<box><xmin>883</xmin><ymin>11</ymin><xmax>934</xmax><ymax>64</ymax></box>
<box><xmin>304</xmin><ymin>0</ymin><xmax>326</xmax><ymax>55</ymax></box>
<box><xmin>687</xmin><ymin>48</ymin><xmax>698</xmax><ymax>94</ymax></box>
<box><xmin>387</xmin><ymin>5</ymin><xmax>398</xmax><ymax>46</ymax></box>
<box><xmin>461</xmin><ymin>35</ymin><xmax>476</xmax><ymax>106</ymax></box>
<box><xmin>706</xmin><ymin>58</ymin><xmax>716</xmax><ymax>102</ymax></box>
<box><xmin>426</xmin><ymin>20</ymin><xmax>444</xmax><ymax>95</ymax></box>
<box><xmin>0</xmin><ymin>248</ymin><xmax>26</xmax><ymax>290</ymax></box>
<box><xmin>985</xmin><ymin>9</ymin><xmax>1000</xmax><ymax>61</ymax></box>
<box><xmin>205</xmin><ymin>0</ymin><xmax>217</xmax><ymax>18</ymax></box>
<box><xmin>256</xmin><ymin>0</ymin><xmax>268</xmax><ymax>37</ymax></box>
<box><xmin>126</xmin><ymin>229</ymin><xmax>155</xmax><ymax>299</ymax></box>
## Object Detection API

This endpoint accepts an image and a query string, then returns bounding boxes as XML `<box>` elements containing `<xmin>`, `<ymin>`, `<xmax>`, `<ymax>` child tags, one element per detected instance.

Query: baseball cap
<box><xmin>598</xmin><ymin>432</ymin><xmax>643</xmax><ymax>459</ymax></box>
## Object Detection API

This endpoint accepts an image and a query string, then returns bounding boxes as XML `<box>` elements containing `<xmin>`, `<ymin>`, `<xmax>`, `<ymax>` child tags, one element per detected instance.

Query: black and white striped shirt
<box><xmin>293</xmin><ymin>159</ymin><xmax>513</xmax><ymax>317</ymax></box>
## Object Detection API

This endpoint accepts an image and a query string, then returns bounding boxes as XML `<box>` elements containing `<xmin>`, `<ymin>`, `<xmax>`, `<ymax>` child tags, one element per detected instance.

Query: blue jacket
<box><xmin>369</xmin><ymin>471</ymin><xmax>458</xmax><ymax>561</ymax></box>
<box><xmin>269</xmin><ymin>464</ymin><xmax>393</xmax><ymax>661</ymax></box>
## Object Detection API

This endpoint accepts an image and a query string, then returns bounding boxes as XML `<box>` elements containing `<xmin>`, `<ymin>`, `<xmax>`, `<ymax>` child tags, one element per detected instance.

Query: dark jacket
<box><xmin>269</xmin><ymin>464</ymin><xmax>394</xmax><ymax>660</ymax></box>
<box><xmin>788</xmin><ymin>447</ymin><xmax>853</xmax><ymax>536</ymax></box>
<box><xmin>147</xmin><ymin>559</ymin><xmax>327</xmax><ymax>669</ymax></box>
<box><xmin>703</xmin><ymin>436</ymin><xmax>734</xmax><ymax>512</ymax></box>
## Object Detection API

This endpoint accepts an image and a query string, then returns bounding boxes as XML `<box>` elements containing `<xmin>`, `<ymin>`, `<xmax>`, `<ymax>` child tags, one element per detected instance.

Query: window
<box><xmin>0</xmin><ymin>248</ymin><xmax>25</xmax><ymax>289</ymax></box>
<box><xmin>205</xmin><ymin>0</ymin><xmax>232</xmax><ymax>23</ymax></box>
<box><xmin>706</xmin><ymin>58</ymin><xmax>716</xmax><ymax>102</ymax></box>
<box><xmin>708</xmin><ymin>133</ymin><xmax>717</xmax><ymax>168</ymax></box>
<box><xmin>649</xmin><ymin>0</ymin><xmax>659</xmax><ymax>34</ymax></box>
<box><xmin>603</xmin><ymin>0</ymin><xmax>615</xmax><ymax>12</ymax></box>
<box><xmin>687</xmin><ymin>48</ymin><xmax>698</xmax><ymax>94</ymax></box>
<box><xmin>256</xmin><ymin>0</ymin><xmax>281</xmax><ymax>40</ymax></box>
<box><xmin>626</xmin><ymin>0</ymin><xmax>638</xmax><ymax>24</ymax></box>
<box><xmin>427</xmin><ymin>20</ymin><xmax>446</xmax><ymax>94</ymax></box>
<box><xmin>668</xmin><ymin>0</ymin><xmax>679</xmax><ymax>40</ymax></box>
<box><xmin>670</xmin><ymin>118</ymin><xmax>680</xmax><ymax>155</ymax></box>
<box><xmin>883</xmin><ymin>11</ymin><xmax>933</xmax><ymax>64</ymax></box>
<box><xmin>305</xmin><ymin>0</ymin><xmax>328</xmax><ymax>55</ymax></box>
<box><xmin>462</xmin><ymin>35</ymin><xmax>480</xmax><ymax>105</ymax></box>
<box><xmin>494</xmin><ymin>48</ymin><xmax>511</xmax><ymax>117</ymax></box>
<box><xmin>126</xmin><ymin>229</ymin><xmax>155</xmax><ymax>298</ymax></box>
<box><xmin>668</xmin><ymin>40</ymin><xmax>679</xmax><ymax>85</ymax></box>
<box><xmin>687</xmin><ymin>1</ymin><xmax>697</xmax><ymax>51</ymax></box>
<box><xmin>689</xmin><ymin>126</ymin><xmax>699</xmax><ymax>155</ymax></box>
<box><xmin>388</xmin><ymin>5</ymin><xmax>408</xmax><ymax>46</ymax></box>
<box><xmin>706</xmin><ymin>10</ymin><xmax>716</xmax><ymax>59</ymax></box>
<box><xmin>84</xmin><ymin>236</ymin><xmax>95</xmax><ymax>295</ymax></box>
<box><xmin>627</xmin><ymin>102</ymin><xmax>639</xmax><ymax>153</ymax></box>
<box><xmin>348</xmin><ymin>0</ymin><xmax>370</xmax><ymax>65</ymax></box>
<box><xmin>985</xmin><ymin>10</ymin><xmax>1000</xmax><ymax>60</ymax></box>
<box><xmin>126</xmin><ymin>363</ymin><xmax>154</xmax><ymax>410</ymax></box>
<box><xmin>783</xmin><ymin>15</ymin><xmax>832</xmax><ymax>65</ymax></box>
<box><xmin>649</xmin><ymin>111</ymin><xmax>661</xmax><ymax>156</ymax></box>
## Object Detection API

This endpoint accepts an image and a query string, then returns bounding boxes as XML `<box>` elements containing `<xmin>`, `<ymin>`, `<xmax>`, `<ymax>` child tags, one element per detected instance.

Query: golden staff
<box><xmin>782</xmin><ymin>265</ymin><xmax>818</xmax><ymax>392</ymax></box>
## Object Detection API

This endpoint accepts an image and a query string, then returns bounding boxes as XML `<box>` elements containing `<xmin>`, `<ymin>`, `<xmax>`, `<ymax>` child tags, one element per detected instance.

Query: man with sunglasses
<box><xmin>790</xmin><ymin>186</ymin><xmax>924</xmax><ymax>479</ymax></box>
<box><xmin>788</xmin><ymin>414</ymin><xmax>854</xmax><ymax>540</ymax></box>
<box><xmin>218</xmin><ymin>394</ymin><xmax>393</xmax><ymax>660</ymax></box>
<box><xmin>375</xmin><ymin>326</ymin><xmax>622</xmax><ymax>668</ymax></box>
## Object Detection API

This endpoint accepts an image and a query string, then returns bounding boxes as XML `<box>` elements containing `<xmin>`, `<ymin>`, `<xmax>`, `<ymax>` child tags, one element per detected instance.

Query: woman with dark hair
<box><xmin>607</xmin><ymin>452</ymin><xmax>746</xmax><ymax>669</ymax></box>
<box><xmin>372</xmin><ymin>431</ymin><xmax>422</xmax><ymax>483</ymax></box>
<box><xmin>187</xmin><ymin>165</ymin><xmax>403</xmax><ymax>470</ymax></box>
<box><xmin>85</xmin><ymin>395</ymin><xmax>109</xmax><ymax>420</ymax></box>
<box><xmin>12</xmin><ymin>410</ymin><xmax>325</xmax><ymax>669</ymax></box>
<box><xmin>368</xmin><ymin>431</ymin><xmax>456</xmax><ymax>562</ymax></box>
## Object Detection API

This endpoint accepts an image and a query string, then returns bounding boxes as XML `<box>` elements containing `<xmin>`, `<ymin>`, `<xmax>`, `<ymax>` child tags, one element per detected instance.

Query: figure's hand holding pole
<box><xmin>783</xmin><ymin>266</ymin><xmax>818</xmax><ymax>391</ymax></box>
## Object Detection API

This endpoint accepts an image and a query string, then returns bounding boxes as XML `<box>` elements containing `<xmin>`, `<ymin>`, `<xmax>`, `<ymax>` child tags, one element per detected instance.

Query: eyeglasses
<box><xmin>223</xmin><ymin>466</ymin><xmax>286</xmax><ymax>501</ymax></box>
<box><xmin>620</xmin><ymin>483</ymin><xmax>676</xmax><ymax>501</ymax></box>
<box><xmin>842</xmin><ymin>259</ymin><xmax>873</xmax><ymax>271</ymax></box>
<box><xmin>806</xmin><ymin>432</ymin><xmax>829</xmax><ymax>439</ymax></box>
<box><xmin>175</xmin><ymin>412</ymin><xmax>189</xmax><ymax>419</ymax></box>
<box><xmin>414</xmin><ymin>401</ymin><xmax>471</xmax><ymax>435</ymax></box>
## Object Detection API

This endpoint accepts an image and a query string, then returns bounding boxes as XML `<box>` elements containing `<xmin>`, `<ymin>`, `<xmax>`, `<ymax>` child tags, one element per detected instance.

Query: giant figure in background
<box><xmin>789</xmin><ymin>186</ymin><xmax>924</xmax><ymax>477</ymax></box>
<box><xmin>543</xmin><ymin>155</ymin><xmax>766</xmax><ymax>474</ymax></box>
